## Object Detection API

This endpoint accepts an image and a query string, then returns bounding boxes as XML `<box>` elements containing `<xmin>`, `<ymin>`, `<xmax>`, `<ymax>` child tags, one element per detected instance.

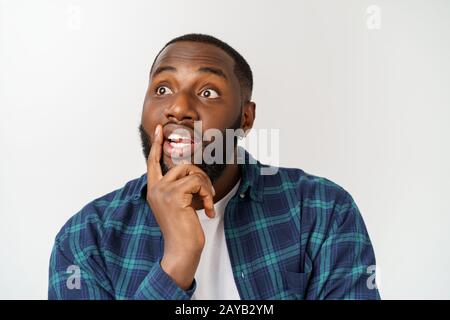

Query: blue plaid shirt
<box><xmin>49</xmin><ymin>150</ymin><xmax>380</xmax><ymax>300</ymax></box>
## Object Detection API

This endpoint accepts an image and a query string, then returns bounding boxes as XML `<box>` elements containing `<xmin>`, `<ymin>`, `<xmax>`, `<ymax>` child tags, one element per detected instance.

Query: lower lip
<box><xmin>163</xmin><ymin>140</ymin><xmax>195</xmax><ymax>159</ymax></box>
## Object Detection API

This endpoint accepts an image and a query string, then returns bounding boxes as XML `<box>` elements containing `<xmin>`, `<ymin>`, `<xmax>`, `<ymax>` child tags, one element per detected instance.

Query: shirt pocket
<box><xmin>279</xmin><ymin>270</ymin><xmax>311</xmax><ymax>299</ymax></box>
<box><xmin>278</xmin><ymin>254</ymin><xmax>312</xmax><ymax>299</ymax></box>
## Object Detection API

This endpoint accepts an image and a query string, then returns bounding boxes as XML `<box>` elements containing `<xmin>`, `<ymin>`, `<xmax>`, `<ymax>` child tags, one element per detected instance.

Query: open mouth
<box><xmin>162</xmin><ymin>124</ymin><xmax>200</xmax><ymax>160</ymax></box>
<box><xmin>163</xmin><ymin>134</ymin><xmax>194</xmax><ymax>158</ymax></box>
<box><xmin>167</xmin><ymin>132</ymin><xmax>194</xmax><ymax>148</ymax></box>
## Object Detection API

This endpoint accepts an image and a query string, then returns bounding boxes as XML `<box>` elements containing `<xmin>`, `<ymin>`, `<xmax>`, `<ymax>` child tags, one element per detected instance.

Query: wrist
<box><xmin>160</xmin><ymin>254</ymin><xmax>199</xmax><ymax>290</ymax></box>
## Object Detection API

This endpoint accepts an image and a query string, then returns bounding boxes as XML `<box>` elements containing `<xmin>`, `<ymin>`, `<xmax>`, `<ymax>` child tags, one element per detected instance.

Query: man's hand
<box><xmin>146</xmin><ymin>124</ymin><xmax>215</xmax><ymax>290</ymax></box>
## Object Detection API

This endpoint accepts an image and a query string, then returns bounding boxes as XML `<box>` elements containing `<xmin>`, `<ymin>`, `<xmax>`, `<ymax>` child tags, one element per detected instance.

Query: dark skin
<box><xmin>141</xmin><ymin>41</ymin><xmax>255</xmax><ymax>289</ymax></box>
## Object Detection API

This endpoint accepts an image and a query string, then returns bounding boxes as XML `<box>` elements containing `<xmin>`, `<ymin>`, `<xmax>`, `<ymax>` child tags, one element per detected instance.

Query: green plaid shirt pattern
<box><xmin>49</xmin><ymin>150</ymin><xmax>380</xmax><ymax>300</ymax></box>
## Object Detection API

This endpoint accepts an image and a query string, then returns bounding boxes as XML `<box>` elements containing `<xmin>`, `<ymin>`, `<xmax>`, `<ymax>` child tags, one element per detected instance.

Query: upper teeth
<box><xmin>168</xmin><ymin>133</ymin><xmax>190</xmax><ymax>141</ymax></box>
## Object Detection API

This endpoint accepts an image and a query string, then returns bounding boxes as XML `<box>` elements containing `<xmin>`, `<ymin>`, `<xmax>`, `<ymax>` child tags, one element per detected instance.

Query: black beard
<box><xmin>139</xmin><ymin>116</ymin><xmax>241</xmax><ymax>184</ymax></box>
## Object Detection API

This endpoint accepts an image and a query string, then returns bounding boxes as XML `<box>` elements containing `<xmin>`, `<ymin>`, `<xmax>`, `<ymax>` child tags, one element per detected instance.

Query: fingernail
<box><xmin>155</xmin><ymin>125</ymin><xmax>161</xmax><ymax>136</ymax></box>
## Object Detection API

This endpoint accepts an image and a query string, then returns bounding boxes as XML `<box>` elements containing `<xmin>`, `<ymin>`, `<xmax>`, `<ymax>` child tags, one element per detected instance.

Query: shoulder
<box><xmin>263</xmin><ymin>165</ymin><xmax>371</xmax><ymax>257</ymax></box>
<box><xmin>260</xmin><ymin>165</ymin><xmax>354</xmax><ymax>205</ymax></box>
<box><xmin>259</xmin><ymin>164</ymin><xmax>363</xmax><ymax>233</ymax></box>
<box><xmin>53</xmin><ymin>174</ymin><xmax>146</xmax><ymax>251</ymax></box>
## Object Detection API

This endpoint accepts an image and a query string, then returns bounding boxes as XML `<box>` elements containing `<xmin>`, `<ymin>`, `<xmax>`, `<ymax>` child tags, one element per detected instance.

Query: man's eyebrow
<box><xmin>152</xmin><ymin>65</ymin><xmax>228</xmax><ymax>81</ymax></box>
<box><xmin>197</xmin><ymin>66</ymin><xmax>228</xmax><ymax>80</ymax></box>
<box><xmin>152</xmin><ymin>65</ymin><xmax>177</xmax><ymax>77</ymax></box>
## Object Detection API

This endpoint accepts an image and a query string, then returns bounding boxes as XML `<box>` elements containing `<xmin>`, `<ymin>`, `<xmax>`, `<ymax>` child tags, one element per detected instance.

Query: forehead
<box><xmin>151</xmin><ymin>41</ymin><xmax>236</xmax><ymax>78</ymax></box>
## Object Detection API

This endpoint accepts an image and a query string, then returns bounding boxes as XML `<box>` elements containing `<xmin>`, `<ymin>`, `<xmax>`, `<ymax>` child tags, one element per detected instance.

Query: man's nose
<box><xmin>163</xmin><ymin>91</ymin><xmax>199</xmax><ymax>122</ymax></box>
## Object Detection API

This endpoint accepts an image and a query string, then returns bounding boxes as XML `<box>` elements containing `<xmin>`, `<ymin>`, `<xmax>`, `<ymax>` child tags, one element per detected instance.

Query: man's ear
<box><xmin>241</xmin><ymin>101</ymin><xmax>256</xmax><ymax>136</ymax></box>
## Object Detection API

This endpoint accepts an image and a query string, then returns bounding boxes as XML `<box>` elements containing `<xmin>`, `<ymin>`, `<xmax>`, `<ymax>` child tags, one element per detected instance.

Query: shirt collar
<box><xmin>135</xmin><ymin>147</ymin><xmax>264</xmax><ymax>203</ymax></box>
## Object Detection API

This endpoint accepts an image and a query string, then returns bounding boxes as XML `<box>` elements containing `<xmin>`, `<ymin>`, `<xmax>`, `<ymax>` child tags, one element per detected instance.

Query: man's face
<box><xmin>140</xmin><ymin>41</ymin><xmax>244</xmax><ymax>182</ymax></box>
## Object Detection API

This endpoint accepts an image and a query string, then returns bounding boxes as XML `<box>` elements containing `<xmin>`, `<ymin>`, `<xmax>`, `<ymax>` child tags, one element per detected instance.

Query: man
<box><xmin>48</xmin><ymin>33</ymin><xmax>380</xmax><ymax>300</ymax></box>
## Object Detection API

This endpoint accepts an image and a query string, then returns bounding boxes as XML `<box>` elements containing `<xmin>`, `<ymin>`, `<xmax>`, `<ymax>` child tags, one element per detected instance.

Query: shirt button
<box><xmin>239</xmin><ymin>192</ymin><xmax>246</xmax><ymax>199</ymax></box>
<box><xmin>241</xmin><ymin>272</ymin><xmax>245</xmax><ymax>278</ymax></box>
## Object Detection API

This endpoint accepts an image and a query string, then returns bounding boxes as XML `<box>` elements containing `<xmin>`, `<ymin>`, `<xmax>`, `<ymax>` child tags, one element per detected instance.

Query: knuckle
<box><xmin>183</xmin><ymin>164</ymin><xmax>195</xmax><ymax>173</ymax></box>
<box><xmin>191</xmin><ymin>174</ymin><xmax>204</xmax><ymax>185</ymax></box>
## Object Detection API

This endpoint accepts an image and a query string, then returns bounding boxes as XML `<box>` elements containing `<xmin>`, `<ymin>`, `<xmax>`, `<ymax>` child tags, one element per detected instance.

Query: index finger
<box><xmin>147</xmin><ymin>124</ymin><xmax>163</xmax><ymax>186</ymax></box>
<box><xmin>162</xmin><ymin>163</ymin><xmax>215</xmax><ymax>196</ymax></box>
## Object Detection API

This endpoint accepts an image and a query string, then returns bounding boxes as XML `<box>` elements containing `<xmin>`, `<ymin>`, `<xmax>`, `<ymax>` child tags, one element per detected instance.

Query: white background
<box><xmin>1</xmin><ymin>0</ymin><xmax>449</xmax><ymax>299</ymax></box>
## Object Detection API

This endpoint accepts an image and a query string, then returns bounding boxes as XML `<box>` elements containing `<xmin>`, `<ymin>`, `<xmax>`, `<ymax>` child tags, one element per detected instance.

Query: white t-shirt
<box><xmin>191</xmin><ymin>180</ymin><xmax>241</xmax><ymax>300</ymax></box>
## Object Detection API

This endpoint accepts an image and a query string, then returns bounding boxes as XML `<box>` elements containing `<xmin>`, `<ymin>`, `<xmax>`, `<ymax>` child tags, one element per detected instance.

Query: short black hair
<box><xmin>150</xmin><ymin>33</ymin><xmax>253</xmax><ymax>102</ymax></box>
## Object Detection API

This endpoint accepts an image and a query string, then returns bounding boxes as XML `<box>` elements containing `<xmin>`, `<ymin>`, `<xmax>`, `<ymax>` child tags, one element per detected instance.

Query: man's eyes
<box><xmin>154</xmin><ymin>85</ymin><xmax>219</xmax><ymax>99</ymax></box>
<box><xmin>155</xmin><ymin>85</ymin><xmax>173</xmax><ymax>95</ymax></box>
<box><xmin>199</xmin><ymin>88</ymin><xmax>219</xmax><ymax>99</ymax></box>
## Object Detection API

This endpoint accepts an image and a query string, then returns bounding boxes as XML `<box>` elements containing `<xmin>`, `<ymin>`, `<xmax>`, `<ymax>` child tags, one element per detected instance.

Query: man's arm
<box><xmin>48</xmin><ymin>234</ymin><xmax>197</xmax><ymax>300</ymax></box>
<box><xmin>305</xmin><ymin>194</ymin><xmax>381</xmax><ymax>300</ymax></box>
<box><xmin>48</xmin><ymin>241</ymin><xmax>114</xmax><ymax>300</ymax></box>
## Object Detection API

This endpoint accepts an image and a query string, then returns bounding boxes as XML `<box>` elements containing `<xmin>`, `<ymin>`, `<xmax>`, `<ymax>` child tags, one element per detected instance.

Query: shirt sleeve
<box><xmin>133</xmin><ymin>257</ymin><xmax>197</xmax><ymax>300</ymax></box>
<box><xmin>305</xmin><ymin>194</ymin><xmax>381</xmax><ymax>300</ymax></box>
<box><xmin>48</xmin><ymin>242</ymin><xmax>115</xmax><ymax>300</ymax></box>
<box><xmin>48</xmin><ymin>222</ymin><xmax>196</xmax><ymax>300</ymax></box>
